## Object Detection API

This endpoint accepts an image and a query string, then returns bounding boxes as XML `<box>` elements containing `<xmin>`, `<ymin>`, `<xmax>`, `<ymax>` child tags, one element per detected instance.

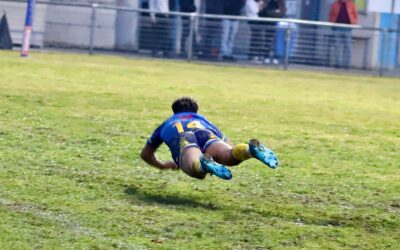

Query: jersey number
<box><xmin>174</xmin><ymin>121</ymin><xmax>204</xmax><ymax>133</ymax></box>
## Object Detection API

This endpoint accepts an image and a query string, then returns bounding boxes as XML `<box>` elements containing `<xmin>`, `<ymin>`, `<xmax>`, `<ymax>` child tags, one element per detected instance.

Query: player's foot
<box><xmin>249</xmin><ymin>139</ymin><xmax>279</xmax><ymax>169</ymax></box>
<box><xmin>200</xmin><ymin>153</ymin><xmax>232</xmax><ymax>180</ymax></box>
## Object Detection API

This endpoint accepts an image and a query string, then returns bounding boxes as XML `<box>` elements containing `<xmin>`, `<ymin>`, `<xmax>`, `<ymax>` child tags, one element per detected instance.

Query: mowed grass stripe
<box><xmin>0</xmin><ymin>198</ymin><xmax>145</xmax><ymax>249</ymax></box>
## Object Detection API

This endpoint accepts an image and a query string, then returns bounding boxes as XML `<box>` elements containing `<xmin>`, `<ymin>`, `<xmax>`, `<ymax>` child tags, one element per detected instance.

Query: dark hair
<box><xmin>171</xmin><ymin>97</ymin><xmax>199</xmax><ymax>114</ymax></box>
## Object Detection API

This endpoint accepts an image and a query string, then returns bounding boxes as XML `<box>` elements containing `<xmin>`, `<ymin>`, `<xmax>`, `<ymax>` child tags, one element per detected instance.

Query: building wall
<box><xmin>115</xmin><ymin>0</ymin><xmax>140</xmax><ymax>50</ymax></box>
<box><xmin>379</xmin><ymin>13</ymin><xmax>400</xmax><ymax>67</ymax></box>
<box><xmin>44</xmin><ymin>4</ymin><xmax>116</xmax><ymax>49</ymax></box>
<box><xmin>0</xmin><ymin>1</ymin><xmax>48</xmax><ymax>47</ymax></box>
<box><xmin>318</xmin><ymin>0</ymin><xmax>382</xmax><ymax>68</ymax></box>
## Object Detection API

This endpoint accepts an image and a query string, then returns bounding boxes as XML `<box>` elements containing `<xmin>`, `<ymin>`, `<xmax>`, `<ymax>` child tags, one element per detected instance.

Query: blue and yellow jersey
<box><xmin>147</xmin><ymin>112</ymin><xmax>226</xmax><ymax>164</ymax></box>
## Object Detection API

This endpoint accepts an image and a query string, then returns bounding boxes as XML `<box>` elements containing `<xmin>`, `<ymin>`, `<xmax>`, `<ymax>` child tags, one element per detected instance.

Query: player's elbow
<box><xmin>140</xmin><ymin>145</ymin><xmax>156</xmax><ymax>164</ymax></box>
<box><xmin>140</xmin><ymin>149</ymin><xmax>148</xmax><ymax>162</ymax></box>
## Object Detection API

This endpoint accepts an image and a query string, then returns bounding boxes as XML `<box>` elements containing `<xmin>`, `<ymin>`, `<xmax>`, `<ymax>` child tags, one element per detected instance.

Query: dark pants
<box><xmin>332</xmin><ymin>27</ymin><xmax>352</xmax><ymax>68</ymax></box>
<box><xmin>152</xmin><ymin>14</ymin><xmax>172</xmax><ymax>54</ymax></box>
<box><xmin>248</xmin><ymin>21</ymin><xmax>263</xmax><ymax>58</ymax></box>
<box><xmin>201</xmin><ymin>18</ymin><xmax>222</xmax><ymax>58</ymax></box>
<box><xmin>263</xmin><ymin>22</ymin><xmax>277</xmax><ymax>59</ymax></box>
<box><xmin>180</xmin><ymin>16</ymin><xmax>197</xmax><ymax>55</ymax></box>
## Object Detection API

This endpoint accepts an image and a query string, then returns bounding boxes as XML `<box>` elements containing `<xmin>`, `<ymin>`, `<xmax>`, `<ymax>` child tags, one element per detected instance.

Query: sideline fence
<box><xmin>1</xmin><ymin>0</ymin><xmax>399</xmax><ymax>75</ymax></box>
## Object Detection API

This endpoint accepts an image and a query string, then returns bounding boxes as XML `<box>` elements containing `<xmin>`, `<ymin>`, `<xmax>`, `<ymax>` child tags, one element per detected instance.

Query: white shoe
<box><xmin>263</xmin><ymin>58</ymin><xmax>271</xmax><ymax>64</ymax></box>
<box><xmin>272</xmin><ymin>59</ymin><xmax>279</xmax><ymax>65</ymax></box>
<box><xmin>250</xmin><ymin>56</ymin><xmax>261</xmax><ymax>63</ymax></box>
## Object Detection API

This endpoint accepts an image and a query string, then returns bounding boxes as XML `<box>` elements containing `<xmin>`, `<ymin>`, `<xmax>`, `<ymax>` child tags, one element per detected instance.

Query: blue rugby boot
<box><xmin>200</xmin><ymin>153</ymin><xmax>232</xmax><ymax>180</ymax></box>
<box><xmin>249</xmin><ymin>139</ymin><xmax>279</xmax><ymax>169</ymax></box>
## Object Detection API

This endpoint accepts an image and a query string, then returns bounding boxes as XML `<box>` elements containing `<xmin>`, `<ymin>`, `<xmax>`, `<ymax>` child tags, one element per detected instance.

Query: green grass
<box><xmin>0</xmin><ymin>50</ymin><xmax>399</xmax><ymax>249</ymax></box>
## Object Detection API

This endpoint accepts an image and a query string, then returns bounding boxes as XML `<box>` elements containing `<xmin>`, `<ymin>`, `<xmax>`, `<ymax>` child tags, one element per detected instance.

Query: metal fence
<box><xmin>1</xmin><ymin>0</ymin><xmax>400</xmax><ymax>75</ymax></box>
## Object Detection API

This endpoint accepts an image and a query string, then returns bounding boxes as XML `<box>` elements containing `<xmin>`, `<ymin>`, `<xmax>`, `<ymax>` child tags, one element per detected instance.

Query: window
<box><xmin>354</xmin><ymin>0</ymin><xmax>367</xmax><ymax>12</ymax></box>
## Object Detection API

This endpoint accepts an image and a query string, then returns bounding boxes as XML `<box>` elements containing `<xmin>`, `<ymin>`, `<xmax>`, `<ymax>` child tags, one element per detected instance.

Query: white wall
<box><xmin>44</xmin><ymin>5</ymin><xmax>116</xmax><ymax>49</ymax></box>
<box><xmin>0</xmin><ymin>1</ymin><xmax>47</xmax><ymax>47</ymax></box>
<box><xmin>115</xmin><ymin>0</ymin><xmax>139</xmax><ymax>50</ymax></box>
<box><xmin>0</xmin><ymin>1</ymin><xmax>118</xmax><ymax>49</ymax></box>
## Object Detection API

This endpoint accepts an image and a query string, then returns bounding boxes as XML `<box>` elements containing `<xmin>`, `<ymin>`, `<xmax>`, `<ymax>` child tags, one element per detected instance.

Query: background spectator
<box><xmin>245</xmin><ymin>0</ymin><xmax>265</xmax><ymax>61</ymax></box>
<box><xmin>201</xmin><ymin>0</ymin><xmax>224</xmax><ymax>60</ymax></box>
<box><xmin>259</xmin><ymin>0</ymin><xmax>286</xmax><ymax>64</ymax></box>
<box><xmin>149</xmin><ymin>0</ymin><xmax>171</xmax><ymax>57</ymax></box>
<box><xmin>329</xmin><ymin>0</ymin><xmax>358</xmax><ymax>68</ymax></box>
<box><xmin>179</xmin><ymin>0</ymin><xmax>197</xmax><ymax>56</ymax></box>
<box><xmin>220</xmin><ymin>0</ymin><xmax>245</xmax><ymax>61</ymax></box>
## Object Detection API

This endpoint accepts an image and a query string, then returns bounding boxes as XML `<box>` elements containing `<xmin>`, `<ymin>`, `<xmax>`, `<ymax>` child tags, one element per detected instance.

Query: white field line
<box><xmin>0</xmin><ymin>198</ymin><xmax>147</xmax><ymax>250</ymax></box>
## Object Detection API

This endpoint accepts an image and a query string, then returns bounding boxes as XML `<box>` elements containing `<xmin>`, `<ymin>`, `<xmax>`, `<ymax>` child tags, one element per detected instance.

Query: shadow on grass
<box><xmin>124</xmin><ymin>186</ymin><xmax>219</xmax><ymax>210</ymax></box>
<box><xmin>242</xmin><ymin>206</ymin><xmax>399</xmax><ymax>231</ymax></box>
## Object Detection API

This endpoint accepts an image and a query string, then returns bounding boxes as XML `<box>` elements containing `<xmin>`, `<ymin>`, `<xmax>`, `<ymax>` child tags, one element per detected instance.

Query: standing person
<box><xmin>149</xmin><ymin>0</ymin><xmax>172</xmax><ymax>57</ymax></box>
<box><xmin>259</xmin><ymin>0</ymin><xmax>286</xmax><ymax>64</ymax></box>
<box><xmin>140</xmin><ymin>97</ymin><xmax>279</xmax><ymax>180</ymax></box>
<box><xmin>201</xmin><ymin>0</ymin><xmax>224</xmax><ymax>60</ymax></box>
<box><xmin>220</xmin><ymin>0</ymin><xmax>245</xmax><ymax>62</ymax></box>
<box><xmin>329</xmin><ymin>0</ymin><xmax>358</xmax><ymax>68</ymax></box>
<box><xmin>245</xmin><ymin>0</ymin><xmax>265</xmax><ymax>61</ymax></box>
<box><xmin>179</xmin><ymin>0</ymin><xmax>197</xmax><ymax>56</ymax></box>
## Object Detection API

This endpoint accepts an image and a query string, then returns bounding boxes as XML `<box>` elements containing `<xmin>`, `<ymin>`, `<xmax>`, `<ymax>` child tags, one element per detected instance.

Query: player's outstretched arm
<box><xmin>140</xmin><ymin>144</ymin><xmax>179</xmax><ymax>170</ymax></box>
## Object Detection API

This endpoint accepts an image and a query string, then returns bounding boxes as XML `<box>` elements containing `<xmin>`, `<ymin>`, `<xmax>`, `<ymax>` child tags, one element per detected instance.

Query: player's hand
<box><xmin>162</xmin><ymin>161</ymin><xmax>179</xmax><ymax>170</ymax></box>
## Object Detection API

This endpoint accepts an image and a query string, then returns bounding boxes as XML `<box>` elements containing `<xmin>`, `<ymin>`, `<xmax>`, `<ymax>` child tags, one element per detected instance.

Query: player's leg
<box><xmin>203</xmin><ymin>135</ymin><xmax>279</xmax><ymax>168</ymax></box>
<box><xmin>204</xmin><ymin>141</ymin><xmax>241</xmax><ymax>166</ymax></box>
<box><xmin>179</xmin><ymin>146</ymin><xmax>206</xmax><ymax>179</ymax></box>
<box><xmin>204</xmin><ymin>140</ymin><xmax>266</xmax><ymax>167</ymax></box>
<box><xmin>195</xmin><ymin>129</ymin><xmax>244</xmax><ymax>166</ymax></box>
<box><xmin>179</xmin><ymin>131</ymin><xmax>232</xmax><ymax>180</ymax></box>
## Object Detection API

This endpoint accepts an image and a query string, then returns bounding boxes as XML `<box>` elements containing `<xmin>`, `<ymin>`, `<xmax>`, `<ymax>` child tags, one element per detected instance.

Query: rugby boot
<box><xmin>249</xmin><ymin>139</ymin><xmax>279</xmax><ymax>169</ymax></box>
<box><xmin>200</xmin><ymin>153</ymin><xmax>232</xmax><ymax>180</ymax></box>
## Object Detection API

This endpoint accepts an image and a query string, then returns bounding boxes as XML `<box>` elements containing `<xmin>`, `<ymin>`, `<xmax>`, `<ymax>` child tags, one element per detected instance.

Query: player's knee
<box><xmin>190</xmin><ymin>172</ymin><xmax>206</xmax><ymax>179</ymax></box>
<box><xmin>195</xmin><ymin>174</ymin><xmax>206</xmax><ymax>180</ymax></box>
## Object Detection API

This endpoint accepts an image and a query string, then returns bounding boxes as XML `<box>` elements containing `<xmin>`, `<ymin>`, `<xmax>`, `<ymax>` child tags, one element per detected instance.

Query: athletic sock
<box><xmin>192</xmin><ymin>159</ymin><xmax>205</xmax><ymax>174</ymax></box>
<box><xmin>232</xmin><ymin>143</ymin><xmax>252</xmax><ymax>161</ymax></box>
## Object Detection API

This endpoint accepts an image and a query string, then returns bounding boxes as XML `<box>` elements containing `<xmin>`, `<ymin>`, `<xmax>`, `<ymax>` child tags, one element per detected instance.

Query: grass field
<box><xmin>0</xmin><ymin>50</ymin><xmax>399</xmax><ymax>249</ymax></box>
